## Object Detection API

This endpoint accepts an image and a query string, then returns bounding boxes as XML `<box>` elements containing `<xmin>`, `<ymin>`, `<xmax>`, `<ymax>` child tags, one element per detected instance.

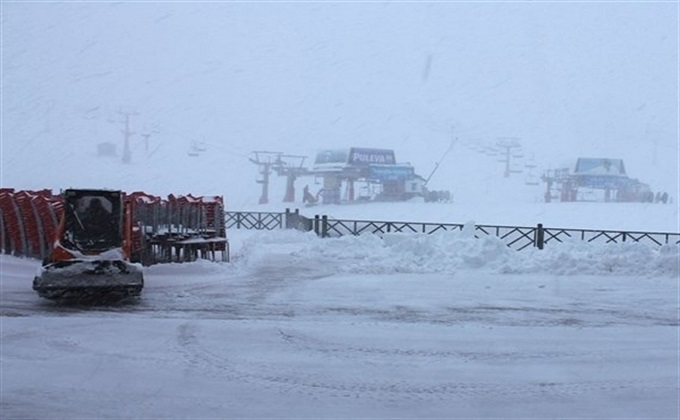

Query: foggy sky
<box><xmin>2</xmin><ymin>2</ymin><xmax>678</xmax><ymax>198</ymax></box>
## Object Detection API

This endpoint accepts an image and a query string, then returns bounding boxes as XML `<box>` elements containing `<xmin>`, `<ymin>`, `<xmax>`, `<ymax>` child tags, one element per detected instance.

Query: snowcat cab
<box><xmin>33</xmin><ymin>189</ymin><xmax>144</xmax><ymax>300</ymax></box>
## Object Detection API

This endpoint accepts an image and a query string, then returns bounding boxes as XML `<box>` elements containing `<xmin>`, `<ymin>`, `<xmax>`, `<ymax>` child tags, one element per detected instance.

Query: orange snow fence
<box><xmin>0</xmin><ymin>189</ymin><xmax>228</xmax><ymax>264</ymax></box>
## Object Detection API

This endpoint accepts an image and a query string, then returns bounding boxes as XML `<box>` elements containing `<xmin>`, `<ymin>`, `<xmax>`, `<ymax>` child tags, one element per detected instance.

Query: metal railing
<box><xmin>225</xmin><ymin>211</ymin><xmax>285</xmax><ymax>230</ymax></box>
<box><xmin>541</xmin><ymin>227</ymin><xmax>680</xmax><ymax>248</ymax></box>
<box><xmin>225</xmin><ymin>209</ymin><xmax>680</xmax><ymax>251</ymax></box>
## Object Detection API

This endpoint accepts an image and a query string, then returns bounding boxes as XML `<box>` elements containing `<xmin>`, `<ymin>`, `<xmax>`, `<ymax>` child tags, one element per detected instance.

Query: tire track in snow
<box><xmin>174</xmin><ymin>322</ymin><xmax>666</xmax><ymax>404</ymax></box>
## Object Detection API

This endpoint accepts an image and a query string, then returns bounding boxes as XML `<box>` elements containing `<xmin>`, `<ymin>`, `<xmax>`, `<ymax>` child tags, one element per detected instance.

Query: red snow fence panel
<box><xmin>1</xmin><ymin>189</ymin><xmax>229</xmax><ymax>264</ymax></box>
<box><xmin>14</xmin><ymin>191</ymin><xmax>46</xmax><ymax>259</ymax></box>
<box><xmin>0</xmin><ymin>189</ymin><xmax>59</xmax><ymax>260</ymax></box>
<box><xmin>0</xmin><ymin>188</ymin><xmax>27</xmax><ymax>256</ymax></box>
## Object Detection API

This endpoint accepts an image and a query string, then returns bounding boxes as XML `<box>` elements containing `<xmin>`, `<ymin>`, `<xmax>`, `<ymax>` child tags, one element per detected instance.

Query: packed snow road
<box><xmin>1</xmin><ymin>230</ymin><xmax>678</xmax><ymax>418</ymax></box>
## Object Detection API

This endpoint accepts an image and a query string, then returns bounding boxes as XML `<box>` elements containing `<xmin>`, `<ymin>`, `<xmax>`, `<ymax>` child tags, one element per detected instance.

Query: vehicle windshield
<box><xmin>63</xmin><ymin>191</ymin><xmax>122</xmax><ymax>251</ymax></box>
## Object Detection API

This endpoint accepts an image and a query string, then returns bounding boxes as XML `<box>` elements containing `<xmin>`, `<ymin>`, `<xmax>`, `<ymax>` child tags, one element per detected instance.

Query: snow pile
<box><xmin>231</xmin><ymin>228</ymin><xmax>679</xmax><ymax>277</ymax></box>
<box><xmin>512</xmin><ymin>242</ymin><xmax>679</xmax><ymax>276</ymax></box>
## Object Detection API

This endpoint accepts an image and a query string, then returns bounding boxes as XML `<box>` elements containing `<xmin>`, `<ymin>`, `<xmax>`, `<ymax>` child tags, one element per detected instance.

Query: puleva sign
<box><xmin>349</xmin><ymin>148</ymin><xmax>396</xmax><ymax>166</ymax></box>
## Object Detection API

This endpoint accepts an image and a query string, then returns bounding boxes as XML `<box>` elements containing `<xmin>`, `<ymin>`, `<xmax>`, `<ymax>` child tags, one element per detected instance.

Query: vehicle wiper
<box><xmin>68</xmin><ymin>203</ymin><xmax>86</xmax><ymax>231</ymax></box>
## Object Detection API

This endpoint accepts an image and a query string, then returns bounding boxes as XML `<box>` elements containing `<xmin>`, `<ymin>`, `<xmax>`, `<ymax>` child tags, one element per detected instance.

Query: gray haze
<box><xmin>2</xmin><ymin>2</ymin><xmax>678</xmax><ymax>203</ymax></box>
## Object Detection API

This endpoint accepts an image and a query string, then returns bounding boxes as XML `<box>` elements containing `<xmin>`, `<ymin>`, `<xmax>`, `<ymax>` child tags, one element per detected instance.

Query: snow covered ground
<box><xmin>1</xmin><ymin>226</ymin><xmax>678</xmax><ymax>418</ymax></box>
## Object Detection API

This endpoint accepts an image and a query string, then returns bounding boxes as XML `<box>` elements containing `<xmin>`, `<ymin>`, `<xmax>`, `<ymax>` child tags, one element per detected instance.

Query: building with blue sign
<box><xmin>542</xmin><ymin>158</ymin><xmax>654</xmax><ymax>203</ymax></box>
<box><xmin>309</xmin><ymin>147</ymin><xmax>426</xmax><ymax>204</ymax></box>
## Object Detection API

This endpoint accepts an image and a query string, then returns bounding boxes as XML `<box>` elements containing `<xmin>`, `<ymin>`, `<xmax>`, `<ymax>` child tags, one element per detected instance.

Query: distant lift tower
<box><xmin>496</xmin><ymin>137</ymin><xmax>523</xmax><ymax>178</ymax></box>
<box><xmin>275</xmin><ymin>154</ymin><xmax>308</xmax><ymax>203</ymax></box>
<box><xmin>250</xmin><ymin>151</ymin><xmax>279</xmax><ymax>204</ymax></box>
<box><xmin>249</xmin><ymin>151</ymin><xmax>308</xmax><ymax>204</ymax></box>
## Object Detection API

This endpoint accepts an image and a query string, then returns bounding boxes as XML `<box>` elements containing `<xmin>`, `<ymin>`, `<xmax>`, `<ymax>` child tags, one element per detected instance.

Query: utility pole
<box><xmin>119</xmin><ymin>110</ymin><xmax>138</xmax><ymax>164</ymax></box>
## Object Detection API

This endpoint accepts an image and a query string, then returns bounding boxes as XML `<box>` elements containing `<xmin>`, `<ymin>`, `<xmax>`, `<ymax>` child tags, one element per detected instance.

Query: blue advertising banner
<box><xmin>368</xmin><ymin>165</ymin><xmax>414</xmax><ymax>181</ymax></box>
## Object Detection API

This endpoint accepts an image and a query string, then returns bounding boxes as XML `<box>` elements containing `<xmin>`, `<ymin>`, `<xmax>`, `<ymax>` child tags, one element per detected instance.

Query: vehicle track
<box><xmin>173</xmin><ymin>321</ymin><xmax>669</xmax><ymax>405</ymax></box>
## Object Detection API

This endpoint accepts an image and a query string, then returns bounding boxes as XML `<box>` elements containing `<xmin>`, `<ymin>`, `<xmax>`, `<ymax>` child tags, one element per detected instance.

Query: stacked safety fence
<box><xmin>0</xmin><ymin>189</ymin><xmax>228</xmax><ymax>264</ymax></box>
<box><xmin>0</xmin><ymin>189</ymin><xmax>62</xmax><ymax>260</ymax></box>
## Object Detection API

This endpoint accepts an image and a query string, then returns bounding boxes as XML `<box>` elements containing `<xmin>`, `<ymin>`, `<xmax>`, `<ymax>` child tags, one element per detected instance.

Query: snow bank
<box><xmin>230</xmin><ymin>228</ymin><xmax>679</xmax><ymax>277</ymax></box>
<box><xmin>509</xmin><ymin>242</ymin><xmax>679</xmax><ymax>277</ymax></box>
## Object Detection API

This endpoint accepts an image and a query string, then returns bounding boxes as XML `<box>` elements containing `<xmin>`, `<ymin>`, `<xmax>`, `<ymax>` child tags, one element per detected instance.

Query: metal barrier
<box><xmin>322</xmin><ymin>217</ymin><xmax>463</xmax><ymax>236</ymax></box>
<box><xmin>541</xmin><ymin>226</ymin><xmax>680</xmax><ymax>248</ymax></box>
<box><xmin>225</xmin><ymin>211</ymin><xmax>285</xmax><ymax>230</ymax></box>
<box><xmin>225</xmin><ymin>209</ymin><xmax>680</xmax><ymax>251</ymax></box>
<box><xmin>477</xmin><ymin>224</ymin><xmax>539</xmax><ymax>251</ymax></box>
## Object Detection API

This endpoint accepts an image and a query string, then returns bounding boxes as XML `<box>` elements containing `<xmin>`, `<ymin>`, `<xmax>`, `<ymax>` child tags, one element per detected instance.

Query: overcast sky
<box><xmin>2</xmin><ymin>2</ymin><xmax>678</xmax><ymax>197</ymax></box>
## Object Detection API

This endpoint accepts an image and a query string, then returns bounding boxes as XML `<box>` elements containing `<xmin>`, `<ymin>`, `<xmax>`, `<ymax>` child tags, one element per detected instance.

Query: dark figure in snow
<box><xmin>303</xmin><ymin>185</ymin><xmax>317</xmax><ymax>205</ymax></box>
<box><xmin>661</xmin><ymin>191</ymin><xmax>668</xmax><ymax>204</ymax></box>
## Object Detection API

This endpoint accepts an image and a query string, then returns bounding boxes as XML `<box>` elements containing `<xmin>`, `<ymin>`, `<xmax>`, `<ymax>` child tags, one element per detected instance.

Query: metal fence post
<box><xmin>535</xmin><ymin>223</ymin><xmax>545</xmax><ymax>250</ymax></box>
<box><xmin>314</xmin><ymin>215</ymin><xmax>320</xmax><ymax>236</ymax></box>
<box><xmin>321</xmin><ymin>215</ymin><xmax>328</xmax><ymax>238</ymax></box>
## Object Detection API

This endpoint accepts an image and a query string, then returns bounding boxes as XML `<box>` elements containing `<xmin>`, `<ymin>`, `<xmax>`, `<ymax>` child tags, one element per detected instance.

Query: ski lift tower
<box><xmin>249</xmin><ymin>151</ymin><xmax>310</xmax><ymax>204</ymax></box>
<box><xmin>249</xmin><ymin>151</ymin><xmax>282</xmax><ymax>204</ymax></box>
<box><xmin>272</xmin><ymin>154</ymin><xmax>309</xmax><ymax>203</ymax></box>
<box><xmin>496</xmin><ymin>137</ymin><xmax>523</xmax><ymax>177</ymax></box>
